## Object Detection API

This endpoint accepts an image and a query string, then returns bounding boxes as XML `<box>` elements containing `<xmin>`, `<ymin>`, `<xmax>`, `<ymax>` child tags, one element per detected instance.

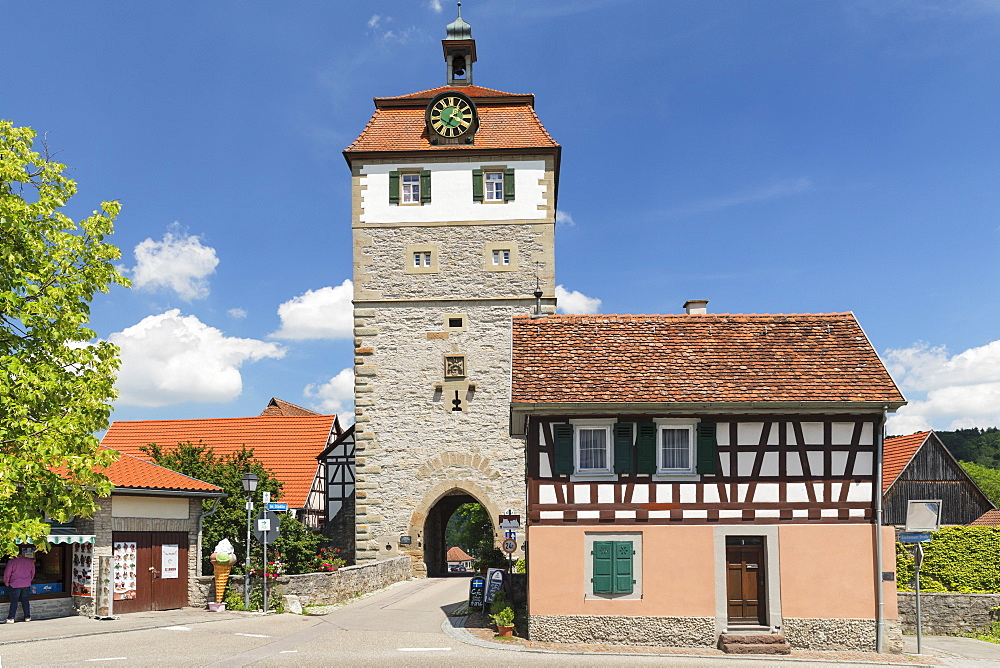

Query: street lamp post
<box><xmin>241</xmin><ymin>472</ymin><xmax>258</xmax><ymax>611</ymax></box>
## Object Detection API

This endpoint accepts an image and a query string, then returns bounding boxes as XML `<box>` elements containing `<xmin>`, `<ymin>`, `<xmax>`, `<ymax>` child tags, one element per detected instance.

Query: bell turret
<box><xmin>443</xmin><ymin>3</ymin><xmax>476</xmax><ymax>86</ymax></box>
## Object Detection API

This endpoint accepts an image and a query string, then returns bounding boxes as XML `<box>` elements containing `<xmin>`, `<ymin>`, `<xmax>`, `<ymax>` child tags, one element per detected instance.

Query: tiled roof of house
<box><xmin>259</xmin><ymin>397</ymin><xmax>320</xmax><ymax>417</ymax></box>
<box><xmin>100</xmin><ymin>449</ymin><xmax>222</xmax><ymax>494</ymax></box>
<box><xmin>511</xmin><ymin>313</ymin><xmax>905</xmax><ymax>405</ymax></box>
<box><xmin>381</xmin><ymin>84</ymin><xmax>528</xmax><ymax>100</ymax></box>
<box><xmin>447</xmin><ymin>546</ymin><xmax>474</xmax><ymax>562</ymax></box>
<box><xmin>345</xmin><ymin>84</ymin><xmax>558</xmax><ymax>154</ymax></box>
<box><xmin>882</xmin><ymin>431</ymin><xmax>931</xmax><ymax>492</ymax></box>
<box><xmin>970</xmin><ymin>509</ymin><xmax>1000</xmax><ymax>526</ymax></box>
<box><xmin>100</xmin><ymin>415</ymin><xmax>336</xmax><ymax>508</ymax></box>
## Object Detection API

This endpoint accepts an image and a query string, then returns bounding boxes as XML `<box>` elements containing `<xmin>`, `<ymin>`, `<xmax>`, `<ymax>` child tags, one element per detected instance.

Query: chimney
<box><xmin>683</xmin><ymin>299</ymin><xmax>708</xmax><ymax>315</ymax></box>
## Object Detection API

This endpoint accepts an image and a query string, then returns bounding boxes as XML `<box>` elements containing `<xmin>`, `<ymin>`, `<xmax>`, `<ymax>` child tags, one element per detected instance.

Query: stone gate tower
<box><xmin>343</xmin><ymin>9</ymin><xmax>560</xmax><ymax>575</ymax></box>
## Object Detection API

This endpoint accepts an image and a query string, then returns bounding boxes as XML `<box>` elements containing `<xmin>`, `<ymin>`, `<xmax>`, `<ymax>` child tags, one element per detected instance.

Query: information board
<box><xmin>484</xmin><ymin>568</ymin><xmax>505</xmax><ymax>604</ymax></box>
<box><xmin>468</xmin><ymin>575</ymin><xmax>486</xmax><ymax>608</ymax></box>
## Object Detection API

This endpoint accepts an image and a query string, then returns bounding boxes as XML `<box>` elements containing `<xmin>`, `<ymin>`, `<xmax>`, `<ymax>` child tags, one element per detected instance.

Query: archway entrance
<box><xmin>423</xmin><ymin>490</ymin><xmax>489</xmax><ymax>577</ymax></box>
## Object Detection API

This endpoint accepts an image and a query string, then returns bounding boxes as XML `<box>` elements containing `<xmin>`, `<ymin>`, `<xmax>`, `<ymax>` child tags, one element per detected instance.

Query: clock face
<box><xmin>429</xmin><ymin>95</ymin><xmax>474</xmax><ymax>138</ymax></box>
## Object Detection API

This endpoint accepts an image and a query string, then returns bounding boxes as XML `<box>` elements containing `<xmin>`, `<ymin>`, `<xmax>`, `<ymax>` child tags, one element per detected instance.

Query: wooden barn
<box><xmin>882</xmin><ymin>431</ymin><xmax>995</xmax><ymax>526</ymax></box>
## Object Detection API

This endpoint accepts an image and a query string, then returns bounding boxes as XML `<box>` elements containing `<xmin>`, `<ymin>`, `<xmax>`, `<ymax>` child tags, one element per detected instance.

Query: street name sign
<box><xmin>266</xmin><ymin>502</ymin><xmax>289</xmax><ymax>511</ymax></box>
<box><xmin>899</xmin><ymin>532</ymin><xmax>931</xmax><ymax>543</ymax></box>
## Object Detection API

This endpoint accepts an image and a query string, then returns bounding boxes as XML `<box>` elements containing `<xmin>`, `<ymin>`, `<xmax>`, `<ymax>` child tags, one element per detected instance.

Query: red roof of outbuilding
<box><xmin>970</xmin><ymin>509</ymin><xmax>1000</xmax><ymax>526</ymax></box>
<box><xmin>882</xmin><ymin>431</ymin><xmax>931</xmax><ymax>492</ymax></box>
<box><xmin>99</xmin><ymin>450</ymin><xmax>222</xmax><ymax>494</ymax></box>
<box><xmin>511</xmin><ymin>313</ymin><xmax>905</xmax><ymax>405</ymax></box>
<box><xmin>101</xmin><ymin>415</ymin><xmax>336</xmax><ymax>508</ymax></box>
<box><xmin>447</xmin><ymin>546</ymin><xmax>474</xmax><ymax>562</ymax></box>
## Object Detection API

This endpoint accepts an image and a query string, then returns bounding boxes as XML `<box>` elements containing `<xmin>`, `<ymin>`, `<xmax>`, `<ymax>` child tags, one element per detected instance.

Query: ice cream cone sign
<box><xmin>210</xmin><ymin>539</ymin><xmax>236</xmax><ymax>604</ymax></box>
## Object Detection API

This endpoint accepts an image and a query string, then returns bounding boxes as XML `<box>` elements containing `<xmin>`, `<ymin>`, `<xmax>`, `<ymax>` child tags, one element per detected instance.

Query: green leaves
<box><xmin>896</xmin><ymin>526</ymin><xmax>1000</xmax><ymax>593</ymax></box>
<box><xmin>0</xmin><ymin>119</ymin><xmax>129</xmax><ymax>555</ymax></box>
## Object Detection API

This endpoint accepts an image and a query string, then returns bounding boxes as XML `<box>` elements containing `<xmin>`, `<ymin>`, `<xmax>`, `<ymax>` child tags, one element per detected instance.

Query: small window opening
<box><xmin>448</xmin><ymin>317</ymin><xmax>464</xmax><ymax>328</ymax></box>
<box><xmin>414</xmin><ymin>251</ymin><xmax>432</xmax><ymax>268</ymax></box>
<box><xmin>491</xmin><ymin>249</ymin><xmax>511</xmax><ymax>266</ymax></box>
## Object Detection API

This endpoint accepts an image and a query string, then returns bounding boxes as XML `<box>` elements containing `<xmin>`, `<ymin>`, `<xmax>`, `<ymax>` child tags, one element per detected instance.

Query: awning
<box><xmin>15</xmin><ymin>534</ymin><xmax>95</xmax><ymax>545</ymax></box>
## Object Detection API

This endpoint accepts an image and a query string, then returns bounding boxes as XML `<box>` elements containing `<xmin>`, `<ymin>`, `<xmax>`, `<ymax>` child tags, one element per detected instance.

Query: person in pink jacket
<box><xmin>4</xmin><ymin>547</ymin><xmax>36</xmax><ymax>623</ymax></box>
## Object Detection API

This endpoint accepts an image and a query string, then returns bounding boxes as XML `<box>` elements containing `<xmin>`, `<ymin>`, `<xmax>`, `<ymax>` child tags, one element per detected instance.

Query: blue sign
<box><xmin>266</xmin><ymin>502</ymin><xmax>289</xmax><ymax>511</ymax></box>
<box><xmin>899</xmin><ymin>532</ymin><xmax>931</xmax><ymax>543</ymax></box>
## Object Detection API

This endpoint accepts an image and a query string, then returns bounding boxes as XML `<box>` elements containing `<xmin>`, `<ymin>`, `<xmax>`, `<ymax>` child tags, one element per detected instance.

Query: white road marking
<box><xmin>234</xmin><ymin>633</ymin><xmax>271</xmax><ymax>638</ymax></box>
<box><xmin>85</xmin><ymin>658</ymin><xmax>127</xmax><ymax>662</ymax></box>
<box><xmin>279</xmin><ymin>650</ymin><xmax>298</xmax><ymax>654</ymax></box>
<box><xmin>398</xmin><ymin>648</ymin><xmax>453</xmax><ymax>652</ymax></box>
<box><xmin>162</xmin><ymin>626</ymin><xmax>191</xmax><ymax>631</ymax></box>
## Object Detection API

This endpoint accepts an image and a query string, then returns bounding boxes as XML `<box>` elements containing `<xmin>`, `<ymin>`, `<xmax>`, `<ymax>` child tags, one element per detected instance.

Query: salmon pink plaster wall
<box><xmin>528</xmin><ymin>525</ymin><xmax>715</xmax><ymax>617</ymax></box>
<box><xmin>778</xmin><ymin>524</ymin><xmax>898</xmax><ymax>620</ymax></box>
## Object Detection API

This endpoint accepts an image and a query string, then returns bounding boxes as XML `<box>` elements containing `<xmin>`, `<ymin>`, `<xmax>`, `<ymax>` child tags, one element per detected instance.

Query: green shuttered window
<box><xmin>613</xmin><ymin>423</ymin><xmax>634</xmax><ymax>474</ymax></box>
<box><xmin>389</xmin><ymin>170</ymin><xmax>430</xmax><ymax>204</ymax></box>
<box><xmin>552</xmin><ymin>423</ymin><xmax>574</xmax><ymax>475</ymax></box>
<box><xmin>592</xmin><ymin>540</ymin><xmax>634</xmax><ymax>594</ymax></box>
<box><xmin>696</xmin><ymin>421</ymin><xmax>718</xmax><ymax>475</ymax></box>
<box><xmin>636</xmin><ymin>422</ymin><xmax>657</xmax><ymax>474</ymax></box>
<box><xmin>389</xmin><ymin>170</ymin><xmax>400</xmax><ymax>204</ymax></box>
<box><xmin>472</xmin><ymin>168</ymin><xmax>514</xmax><ymax>202</ymax></box>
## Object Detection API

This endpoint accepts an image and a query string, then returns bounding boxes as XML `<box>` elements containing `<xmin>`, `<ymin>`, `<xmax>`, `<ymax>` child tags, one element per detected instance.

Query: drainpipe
<box><xmin>874</xmin><ymin>410</ymin><xmax>887</xmax><ymax>653</ymax></box>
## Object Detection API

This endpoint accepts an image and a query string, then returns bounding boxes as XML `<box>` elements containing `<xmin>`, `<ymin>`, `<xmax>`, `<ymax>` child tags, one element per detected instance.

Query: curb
<box><xmin>440</xmin><ymin>616</ymin><xmax>934</xmax><ymax>666</ymax></box>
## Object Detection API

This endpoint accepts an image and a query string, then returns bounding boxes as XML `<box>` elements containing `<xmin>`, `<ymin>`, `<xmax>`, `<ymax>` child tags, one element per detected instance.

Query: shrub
<box><xmin>312</xmin><ymin>547</ymin><xmax>347</xmax><ymax>572</ymax></box>
<box><xmin>490</xmin><ymin>606</ymin><xmax>514</xmax><ymax>627</ymax></box>
<box><xmin>896</xmin><ymin>526</ymin><xmax>1000</xmax><ymax>593</ymax></box>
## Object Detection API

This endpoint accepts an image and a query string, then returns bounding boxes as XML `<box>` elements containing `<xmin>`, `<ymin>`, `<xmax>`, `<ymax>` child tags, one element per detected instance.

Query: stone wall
<box><xmin>782</xmin><ymin>617</ymin><xmax>902</xmax><ymax>652</ymax></box>
<box><xmin>897</xmin><ymin>592</ymin><xmax>1000</xmax><ymax>634</ymax></box>
<box><xmin>529</xmin><ymin>615</ymin><xmax>717</xmax><ymax>646</ymax></box>
<box><xmin>202</xmin><ymin>556</ymin><xmax>412</xmax><ymax>609</ymax></box>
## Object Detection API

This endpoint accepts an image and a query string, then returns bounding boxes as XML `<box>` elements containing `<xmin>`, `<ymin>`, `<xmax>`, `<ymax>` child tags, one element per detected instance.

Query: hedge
<box><xmin>896</xmin><ymin>526</ymin><xmax>1000</xmax><ymax>593</ymax></box>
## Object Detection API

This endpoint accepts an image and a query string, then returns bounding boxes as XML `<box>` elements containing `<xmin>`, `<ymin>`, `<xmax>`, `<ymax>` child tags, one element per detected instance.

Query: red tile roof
<box><xmin>882</xmin><ymin>431</ymin><xmax>931</xmax><ymax>492</ymax></box>
<box><xmin>345</xmin><ymin>84</ymin><xmax>558</xmax><ymax>154</ymax></box>
<box><xmin>511</xmin><ymin>313</ymin><xmax>905</xmax><ymax>405</ymax></box>
<box><xmin>99</xmin><ymin>449</ymin><xmax>221</xmax><ymax>494</ymax></box>
<box><xmin>259</xmin><ymin>397</ymin><xmax>321</xmax><ymax>417</ymax></box>
<box><xmin>447</xmin><ymin>546</ymin><xmax>474</xmax><ymax>562</ymax></box>
<box><xmin>100</xmin><ymin>415</ymin><xmax>336</xmax><ymax>508</ymax></box>
<box><xmin>970</xmin><ymin>509</ymin><xmax>1000</xmax><ymax>526</ymax></box>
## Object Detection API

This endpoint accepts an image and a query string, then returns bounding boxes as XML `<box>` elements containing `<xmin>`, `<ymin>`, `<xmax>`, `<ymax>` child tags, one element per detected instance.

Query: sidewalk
<box><xmin>0</xmin><ymin>608</ymin><xmax>246</xmax><ymax>646</ymax></box>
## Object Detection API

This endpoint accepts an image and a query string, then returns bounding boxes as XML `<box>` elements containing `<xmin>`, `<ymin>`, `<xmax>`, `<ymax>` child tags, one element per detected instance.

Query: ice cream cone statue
<box><xmin>210</xmin><ymin>539</ymin><xmax>236</xmax><ymax>604</ymax></box>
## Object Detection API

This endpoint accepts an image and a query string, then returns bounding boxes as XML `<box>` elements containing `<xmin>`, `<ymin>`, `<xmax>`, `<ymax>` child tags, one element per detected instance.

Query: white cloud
<box><xmin>270</xmin><ymin>280</ymin><xmax>354</xmax><ymax>340</ymax></box>
<box><xmin>304</xmin><ymin>368</ymin><xmax>355</xmax><ymax>424</ymax></box>
<box><xmin>428</xmin><ymin>0</ymin><xmax>443</xmax><ymax>12</ymax></box>
<box><xmin>555</xmin><ymin>285</ymin><xmax>601</xmax><ymax>314</ymax></box>
<box><xmin>127</xmin><ymin>225</ymin><xmax>219</xmax><ymax>300</ymax></box>
<box><xmin>110</xmin><ymin>310</ymin><xmax>284</xmax><ymax>407</ymax></box>
<box><xmin>227</xmin><ymin>308</ymin><xmax>247</xmax><ymax>319</ymax></box>
<box><xmin>884</xmin><ymin>339</ymin><xmax>1000</xmax><ymax>433</ymax></box>
<box><xmin>556</xmin><ymin>210</ymin><xmax>575</xmax><ymax>227</ymax></box>
<box><xmin>368</xmin><ymin>14</ymin><xmax>381</xmax><ymax>28</ymax></box>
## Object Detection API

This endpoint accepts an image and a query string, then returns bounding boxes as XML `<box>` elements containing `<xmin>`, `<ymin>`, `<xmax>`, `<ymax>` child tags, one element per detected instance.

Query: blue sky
<box><xmin>5</xmin><ymin>1</ymin><xmax>1000</xmax><ymax>434</ymax></box>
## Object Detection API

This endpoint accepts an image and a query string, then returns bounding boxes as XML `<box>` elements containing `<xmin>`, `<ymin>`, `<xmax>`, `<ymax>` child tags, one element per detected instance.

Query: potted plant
<box><xmin>490</xmin><ymin>605</ymin><xmax>515</xmax><ymax>637</ymax></box>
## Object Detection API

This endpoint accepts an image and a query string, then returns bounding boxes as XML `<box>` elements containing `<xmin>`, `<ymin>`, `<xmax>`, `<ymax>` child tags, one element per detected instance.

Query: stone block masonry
<box><xmin>897</xmin><ymin>592</ymin><xmax>1000</xmax><ymax>635</ymax></box>
<box><xmin>529</xmin><ymin>615</ymin><xmax>717</xmax><ymax>647</ymax></box>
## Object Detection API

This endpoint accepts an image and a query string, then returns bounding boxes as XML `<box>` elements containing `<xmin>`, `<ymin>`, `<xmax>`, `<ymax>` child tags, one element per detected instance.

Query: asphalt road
<box><xmin>1</xmin><ymin>578</ymin><xmax>997</xmax><ymax>667</ymax></box>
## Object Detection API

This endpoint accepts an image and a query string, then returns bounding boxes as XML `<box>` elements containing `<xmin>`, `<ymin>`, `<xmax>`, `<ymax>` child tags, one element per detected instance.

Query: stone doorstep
<box><xmin>719</xmin><ymin>634</ymin><xmax>788</xmax><ymax>645</ymax></box>
<box><xmin>720</xmin><ymin>642</ymin><xmax>792</xmax><ymax>655</ymax></box>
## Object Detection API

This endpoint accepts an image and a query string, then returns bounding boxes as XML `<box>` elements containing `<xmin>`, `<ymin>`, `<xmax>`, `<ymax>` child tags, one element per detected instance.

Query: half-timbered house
<box><xmin>511</xmin><ymin>307</ymin><xmax>906</xmax><ymax>651</ymax></box>
<box><xmin>882</xmin><ymin>430</ymin><xmax>995</xmax><ymax>526</ymax></box>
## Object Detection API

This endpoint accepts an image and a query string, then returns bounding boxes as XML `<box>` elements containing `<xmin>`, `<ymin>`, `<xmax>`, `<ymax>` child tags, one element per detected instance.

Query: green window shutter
<box><xmin>552</xmin><ymin>423</ymin><xmax>574</xmax><ymax>476</ymax></box>
<box><xmin>503</xmin><ymin>167</ymin><xmax>515</xmax><ymax>201</ymax></box>
<box><xmin>696</xmin><ymin>422</ymin><xmax>717</xmax><ymax>475</ymax></box>
<box><xmin>472</xmin><ymin>169</ymin><xmax>484</xmax><ymax>201</ymax></box>
<box><xmin>388</xmin><ymin>171</ymin><xmax>400</xmax><ymax>204</ymax></box>
<box><xmin>592</xmin><ymin>541</ymin><xmax>613</xmax><ymax>594</ymax></box>
<box><xmin>613</xmin><ymin>423</ymin><xmax>634</xmax><ymax>474</ymax></box>
<box><xmin>636</xmin><ymin>422</ymin><xmax>657</xmax><ymax>474</ymax></box>
<box><xmin>420</xmin><ymin>169</ymin><xmax>431</xmax><ymax>203</ymax></box>
<box><xmin>613</xmin><ymin>541</ymin><xmax>635</xmax><ymax>594</ymax></box>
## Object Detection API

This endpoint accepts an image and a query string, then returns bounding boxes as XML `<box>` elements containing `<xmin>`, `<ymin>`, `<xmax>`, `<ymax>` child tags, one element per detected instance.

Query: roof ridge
<box><xmin>108</xmin><ymin>414</ymin><xmax>336</xmax><ymax>426</ymax></box>
<box><xmin>378</xmin><ymin>84</ymin><xmax>529</xmax><ymax>100</ymax></box>
<box><xmin>514</xmin><ymin>312</ymin><xmax>856</xmax><ymax>320</ymax></box>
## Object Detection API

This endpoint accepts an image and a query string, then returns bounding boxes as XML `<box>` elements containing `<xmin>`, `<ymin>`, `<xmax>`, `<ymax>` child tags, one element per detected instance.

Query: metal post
<box><xmin>915</xmin><ymin>543</ymin><xmax>923</xmax><ymax>654</ymax></box>
<box><xmin>263</xmin><ymin>536</ymin><xmax>268</xmax><ymax>614</ymax></box>
<box><xmin>244</xmin><ymin>499</ymin><xmax>253</xmax><ymax>610</ymax></box>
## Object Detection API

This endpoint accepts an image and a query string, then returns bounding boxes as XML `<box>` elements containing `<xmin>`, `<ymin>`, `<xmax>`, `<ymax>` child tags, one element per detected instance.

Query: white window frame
<box><xmin>401</xmin><ymin>172</ymin><xmax>421</xmax><ymax>204</ymax></box>
<box><xmin>653</xmin><ymin>418</ymin><xmax>698</xmax><ymax>476</ymax></box>
<box><xmin>413</xmin><ymin>251</ymin><xmax>432</xmax><ymax>268</ymax></box>
<box><xmin>571</xmin><ymin>419</ymin><xmax>614</xmax><ymax>477</ymax></box>
<box><xmin>491</xmin><ymin>249</ymin><xmax>511</xmax><ymax>266</ymax></box>
<box><xmin>484</xmin><ymin>171</ymin><xmax>504</xmax><ymax>201</ymax></box>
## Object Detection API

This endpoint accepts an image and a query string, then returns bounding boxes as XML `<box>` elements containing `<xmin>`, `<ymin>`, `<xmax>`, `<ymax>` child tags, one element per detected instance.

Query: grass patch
<box><xmin>961</xmin><ymin>621</ymin><xmax>1000</xmax><ymax>644</ymax></box>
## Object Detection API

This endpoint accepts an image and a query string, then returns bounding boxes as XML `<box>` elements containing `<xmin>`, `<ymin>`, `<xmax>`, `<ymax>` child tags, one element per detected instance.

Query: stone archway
<box><xmin>410</xmin><ymin>480</ymin><xmax>502</xmax><ymax>577</ymax></box>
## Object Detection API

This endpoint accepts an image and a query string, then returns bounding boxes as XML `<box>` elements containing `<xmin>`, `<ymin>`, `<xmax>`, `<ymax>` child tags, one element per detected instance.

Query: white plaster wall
<box><xmin>360</xmin><ymin>160</ymin><xmax>547</xmax><ymax>224</ymax></box>
<box><xmin>111</xmin><ymin>495</ymin><xmax>190</xmax><ymax>519</ymax></box>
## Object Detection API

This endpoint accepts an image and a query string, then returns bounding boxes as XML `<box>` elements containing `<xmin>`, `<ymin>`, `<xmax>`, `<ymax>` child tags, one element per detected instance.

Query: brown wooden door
<box><xmin>111</xmin><ymin>532</ymin><xmax>188</xmax><ymax>613</ymax></box>
<box><xmin>726</xmin><ymin>544</ymin><xmax>765</xmax><ymax>624</ymax></box>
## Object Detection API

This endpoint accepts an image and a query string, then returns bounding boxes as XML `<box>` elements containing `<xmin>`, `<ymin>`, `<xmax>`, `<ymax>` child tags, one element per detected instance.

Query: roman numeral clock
<box><xmin>426</xmin><ymin>91</ymin><xmax>479</xmax><ymax>144</ymax></box>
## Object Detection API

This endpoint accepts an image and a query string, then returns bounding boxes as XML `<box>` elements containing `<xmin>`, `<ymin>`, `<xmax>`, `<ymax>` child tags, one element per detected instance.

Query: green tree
<box><xmin>272</xmin><ymin>514</ymin><xmax>321</xmax><ymax>575</ymax></box>
<box><xmin>141</xmin><ymin>441</ymin><xmax>283</xmax><ymax>575</ymax></box>
<box><xmin>961</xmin><ymin>461</ymin><xmax>1000</xmax><ymax>508</ymax></box>
<box><xmin>0</xmin><ymin>120</ymin><xmax>129</xmax><ymax>554</ymax></box>
<box><xmin>447</xmin><ymin>503</ymin><xmax>494</xmax><ymax>557</ymax></box>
